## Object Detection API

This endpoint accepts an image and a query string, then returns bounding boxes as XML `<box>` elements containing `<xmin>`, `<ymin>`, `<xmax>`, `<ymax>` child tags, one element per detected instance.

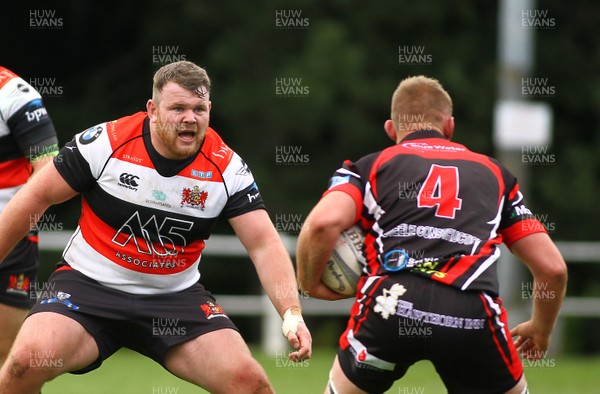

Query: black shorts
<box><xmin>29</xmin><ymin>266</ymin><xmax>238</xmax><ymax>374</ymax></box>
<box><xmin>337</xmin><ymin>273</ymin><xmax>523</xmax><ymax>394</ymax></box>
<box><xmin>0</xmin><ymin>237</ymin><xmax>39</xmax><ymax>308</ymax></box>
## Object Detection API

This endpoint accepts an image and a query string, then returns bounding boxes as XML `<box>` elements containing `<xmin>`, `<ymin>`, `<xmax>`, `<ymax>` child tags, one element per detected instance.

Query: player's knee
<box><xmin>228</xmin><ymin>359</ymin><xmax>272</xmax><ymax>393</ymax></box>
<box><xmin>2</xmin><ymin>348</ymin><xmax>60</xmax><ymax>383</ymax></box>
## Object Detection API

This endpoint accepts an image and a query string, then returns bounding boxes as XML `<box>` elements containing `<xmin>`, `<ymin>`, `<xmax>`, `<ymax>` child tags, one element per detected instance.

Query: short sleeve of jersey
<box><xmin>498</xmin><ymin>177</ymin><xmax>547</xmax><ymax>248</ymax></box>
<box><xmin>54</xmin><ymin>138</ymin><xmax>96</xmax><ymax>192</ymax></box>
<box><xmin>54</xmin><ymin>122</ymin><xmax>112</xmax><ymax>192</ymax></box>
<box><xmin>220</xmin><ymin>153</ymin><xmax>266</xmax><ymax>218</ymax></box>
<box><xmin>0</xmin><ymin>69</ymin><xmax>58</xmax><ymax>161</ymax></box>
<box><xmin>7</xmin><ymin>100</ymin><xmax>58</xmax><ymax>160</ymax></box>
<box><xmin>322</xmin><ymin>157</ymin><xmax>375</xmax><ymax>222</ymax></box>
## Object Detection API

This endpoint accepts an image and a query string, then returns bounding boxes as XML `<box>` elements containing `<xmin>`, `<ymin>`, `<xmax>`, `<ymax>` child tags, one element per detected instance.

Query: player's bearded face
<box><xmin>150</xmin><ymin>82</ymin><xmax>211</xmax><ymax>160</ymax></box>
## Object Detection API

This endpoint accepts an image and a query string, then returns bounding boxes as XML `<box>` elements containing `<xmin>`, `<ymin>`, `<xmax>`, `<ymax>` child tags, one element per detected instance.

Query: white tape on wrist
<box><xmin>281</xmin><ymin>307</ymin><xmax>304</xmax><ymax>338</ymax></box>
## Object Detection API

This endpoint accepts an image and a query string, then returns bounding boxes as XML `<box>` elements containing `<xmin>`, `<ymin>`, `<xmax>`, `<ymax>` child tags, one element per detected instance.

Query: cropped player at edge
<box><xmin>0</xmin><ymin>61</ymin><xmax>311</xmax><ymax>394</ymax></box>
<box><xmin>0</xmin><ymin>66</ymin><xmax>59</xmax><ymax>368</ymax></box>
<box><xmin>297</xmin><ymin>76</ymin><xmax>567</xmax><ymax>394</ymax></box>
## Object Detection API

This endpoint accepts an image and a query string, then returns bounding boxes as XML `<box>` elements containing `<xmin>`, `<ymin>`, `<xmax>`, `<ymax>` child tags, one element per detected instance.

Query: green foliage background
<box><xmin>4</xmin><ymin>0</ymin><xmax>599</xmax><ymax>353</ymax></box>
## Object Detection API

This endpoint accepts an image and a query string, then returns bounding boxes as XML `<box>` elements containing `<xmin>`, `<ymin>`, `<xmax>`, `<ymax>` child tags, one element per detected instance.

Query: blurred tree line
<box><xmin>2</xmin><ymin>0</ymin><xmax>599</xmax><ymax>351</ymax></box>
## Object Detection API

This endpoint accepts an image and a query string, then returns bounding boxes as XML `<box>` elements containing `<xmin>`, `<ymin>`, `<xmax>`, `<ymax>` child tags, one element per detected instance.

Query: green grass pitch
<box><xmin>41</xmin><ymin>347</ymin><xmax>599</xmax><ymax>393</ymax></box>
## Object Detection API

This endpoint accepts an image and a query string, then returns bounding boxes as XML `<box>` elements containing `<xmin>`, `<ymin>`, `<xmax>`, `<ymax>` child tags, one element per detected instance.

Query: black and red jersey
<box><xmin>54</xmin><ymin>112</ymin><xmax>265</xmax><ymax>294</ymax></box>
<box><xmin>324</xmin><ymin>129</ymin><xmax>546</xmax><ymax>295</ymax></box>
<box><xmin>0</xmin><ymin>66</ymin><xmax>58</xmax><ymax>213</ymax></box>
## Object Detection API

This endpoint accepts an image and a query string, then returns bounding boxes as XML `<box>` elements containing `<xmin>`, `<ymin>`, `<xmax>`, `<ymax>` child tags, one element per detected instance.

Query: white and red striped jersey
<box><xmin>55</xmin><ymin>112</ymin><xmax>265</xmax><ymax>294</ymax></box>
<box><xmin>0</xmin><ymin>66</ymin><xmax>58</xmax><ymax>214</ymax></box>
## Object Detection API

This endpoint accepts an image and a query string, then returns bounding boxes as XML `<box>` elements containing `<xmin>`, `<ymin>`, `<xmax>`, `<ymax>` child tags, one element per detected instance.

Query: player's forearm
<box><xmin>0</xmin><ymin>185</ymin><xmax>49</xmax><ymax>262</ymax></box>
<box><xmin>530</xmin><ymin>273</ymin><xmax>567</xmax><ymax>335</ymax></box>
<box><xmin>511</xmin><ymin>233</ymin><xmax>568</xmax><ymax>334</ymax></box>
<box><xmin>297</xmin><ymin>236</ymin><xmax>327</xmax><ymax>292</ymax></box>
<box><xmin>297</xmin><ymin>192</ymin><xmax>356</xmax><ymax>296</ymax></box>
<box><xmin>252</xmin><ymin>239</ymin><xmax>302</xmax><ymax>316</ymax></box>
<box><xmin>296</xmin><ymin>218</ymin><xmax>341</xmax><ymax>295</ymax></box>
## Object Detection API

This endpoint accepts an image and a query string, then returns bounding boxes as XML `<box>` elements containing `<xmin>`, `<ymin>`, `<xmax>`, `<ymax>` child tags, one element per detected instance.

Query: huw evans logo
<box><xmin>152</xmin><ymin>46</ymin><xmax>187</xmax><ymax>65</ymax></box>
<box><xmin>398</xmin><ymin>46</ymin><xmax>432</xmax><ymax>66</ymax></box>
<box><xmin>29</xmin><ymin>9</ymin><xmax>63</xmax><ymax>29</ymax></box>
<box><xmin>28</xmin><ymin>78</ymin><xmax>63</xmax><ymax>97</ymax></box>
<box><xmin>275</xmin><ymin>10</ymin><xmax>309</xmax><ymax>29</ymax></box>
<box><xmin>521</xmin><ymin>78</ymin><xmax>556</xmax><ymax>98</ymax></box>
<box><xmin>275</xmin><ymin>77</ymin><xmax>310</xmax><ymax>97</ymax></box>
<box><xmin>521</xmin><ymin>9</ymin><xmax>556</xmax><ymax>29</ymax></box>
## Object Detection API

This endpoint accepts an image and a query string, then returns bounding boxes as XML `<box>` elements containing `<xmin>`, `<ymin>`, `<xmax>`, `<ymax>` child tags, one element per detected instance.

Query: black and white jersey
<box><xmin>0</xmin><ymin>66</ymin><xmax>58</xmax><ymax>213</ymax></box>
<box><xmin>54</xmin><ymin>112</ymin><xmax>265</xmax><ymax>294</ymax></box>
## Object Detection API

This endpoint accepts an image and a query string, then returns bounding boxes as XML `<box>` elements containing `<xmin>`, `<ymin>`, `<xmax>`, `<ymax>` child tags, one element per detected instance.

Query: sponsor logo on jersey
<box><xmin>6</xmin><ymin>273</ymin><xmax>30</xmax><ymax>296</ymax></box>
<box><xmin>145</xmin><ymin>190</ymin><xmax>171</xmax><ymax>208</ymax></box>
<box><xmin>40</xmin><ymin>291</ymin><xmax>79</xmax><ymax>310</ymax></box>
<box><xmin>511</xmin><ymin>204</ymin><xmax>533</xmax><ymax>218</ymax></box>
<box><xmin>181</xmin><ymin>185</ymin><xmax>208</xmax><ymax>210</ymax></box>
<box><xmin>24</xmin><ymin>100</ymin><xmax>47</xmax><ymax>123</ymax></box>
<box><xmin>328</xmin><ymin>175</ymin><xmax>350</xmax><ymax>189</ymax></box>
<box><xmin>191</xmin><ymin>170</ymin><xmax>213</xmax><ymax>179</ymax></box>
<box><xmin>200</xmin><ymin>301</ymin><xmax>228</xmax><ymax>319</ymax></box>
<box><xmin>247</xmin><ymin>182</ymin><xmax>260</xmax><ymax>203</ymax></box>
<box><xmin>118</xmin><ymin>173</ymin><xmax>140</xmax><ymax>191</ymax></box>
<box><xmin>382</xmin><ymin>249</ymin><xmax>409</xmax><ymax>272</ymax></box>
<box><xmin>401</xmin><ymin>142</ymin><xmax>465</xmax><ymax>153</ymax></box>
<box><xmin>212</xmin><ymin>143</ymin><xmax>232</xmax><ymax>160</ymax></box>
<box><xmin>112</xmin><ymin>212</ymin><xmax>194</xmax><ymax>257</ymax></box>
<box><xmin>121</xmin><ymin>153</ymin><xmax>143</xmax><ymax>164</ymax></box>
<box><xmin>79</xmin><ymin>126</ymin><xmax>103</xmax><ymax>145</ymax></box>
<box><xmin>152</xmin><ymin>190</ymin><xmax>167</xmax><ymax>201</ymax></box>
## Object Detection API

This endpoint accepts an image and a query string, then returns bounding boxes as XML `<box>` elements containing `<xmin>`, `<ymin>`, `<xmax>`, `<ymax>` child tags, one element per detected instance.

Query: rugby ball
<box><xmin>320</xmin><ymin>226</ymin><xmax>365</xmax><ymax>296</ymax></box>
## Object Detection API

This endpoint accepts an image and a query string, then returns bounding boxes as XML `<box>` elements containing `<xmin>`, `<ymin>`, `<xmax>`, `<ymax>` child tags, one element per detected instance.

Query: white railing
<box><xmin>39</xmin><ymin>232</ymin><xmax>599</xmax><ymax>353</ymax></box>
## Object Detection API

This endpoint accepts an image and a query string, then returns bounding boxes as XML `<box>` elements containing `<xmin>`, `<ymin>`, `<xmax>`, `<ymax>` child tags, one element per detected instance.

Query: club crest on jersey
<box><xmin>181</xmin><ymin>186</ymin><xmax>208</xmax><ymax>210</ymax></box>
<box><xmin>200</xmin><ymin>301</ymin><xmax>227</xmax><ymax>319</ymax></box>
<box><xmin>6</xmin><ymin>273</ymin><xmax>30</xmax><ymax>296</ymax></box>
<box><xmin>79</xmin><ymin>126</ymin><xmax>103</xmax><ymax>145</ymax></box>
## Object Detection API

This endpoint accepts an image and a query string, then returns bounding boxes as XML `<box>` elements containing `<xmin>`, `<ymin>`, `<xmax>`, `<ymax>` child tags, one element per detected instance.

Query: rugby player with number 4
<box><xmin>297</xmin><ymin>76</ymin><xmax>566</xmax><ymax>394</ymax></box>
<box><xmin>0</xmin><ymin>61</ymin><xmax>311</xmax><ymax>394</ymax></box>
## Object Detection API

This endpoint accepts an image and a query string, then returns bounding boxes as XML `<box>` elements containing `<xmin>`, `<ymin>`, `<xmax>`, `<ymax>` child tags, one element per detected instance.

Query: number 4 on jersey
<box><xmin>417</xmin><ymin>164</ymin><xmax>462</xmax><ymax>219</ymax></box>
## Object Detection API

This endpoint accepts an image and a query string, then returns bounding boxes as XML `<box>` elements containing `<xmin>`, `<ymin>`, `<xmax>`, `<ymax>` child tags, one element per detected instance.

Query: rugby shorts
<box><xmin>337</xmin><ymin>273</ymin><xmax>523</xmax><ymax>394</ymax></box>
<box><xmin>29</xmin><ymin>265</ymin><xmax>238</xmax><ymax>374</ymax></box>
<box><xmin>0</xmin><ymin>237</ymin><xmax>39</xmax><ymax>308</ymax></box>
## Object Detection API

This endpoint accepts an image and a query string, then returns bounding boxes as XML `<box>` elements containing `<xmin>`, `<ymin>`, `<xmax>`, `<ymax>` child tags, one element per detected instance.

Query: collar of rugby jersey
<box><xmin>400</xmin><ymin>129</ymin><xmax>446</xmax><ymax>142</ymax></box>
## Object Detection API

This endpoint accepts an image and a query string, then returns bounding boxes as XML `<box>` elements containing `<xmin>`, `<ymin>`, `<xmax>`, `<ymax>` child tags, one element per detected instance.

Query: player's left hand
<box><xmin>286</xmin><ymin>321</ymin><xmax>312</xmax><ymax>362</ymax></box>
<box><xmin>510</xmin><ymin>320</ymin><xmax>551</xmax><ymax>360</ymax></box>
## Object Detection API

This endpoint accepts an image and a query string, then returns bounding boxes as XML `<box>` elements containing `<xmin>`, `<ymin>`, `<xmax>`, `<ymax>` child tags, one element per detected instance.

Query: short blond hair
<box><xmin>152</xmin><ymin>61</ymin><xmax>211</xmax><ymax>102</ymax></box>
<box><xmin>391</xmin><ymin>76</ymin><xmax>452</xmax><ymax>133</ymax></box>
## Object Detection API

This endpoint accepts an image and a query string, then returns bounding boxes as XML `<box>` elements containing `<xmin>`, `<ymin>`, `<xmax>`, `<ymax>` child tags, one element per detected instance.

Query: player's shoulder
<box><xmin>0</xmin><ymin>67</ymin><xmax>43</xmax><ymax>116</ymax></box>
<box><xmin>0</xmin><ymin>67</ymin><xmax>18</xmax><ymax>89</ymax></box>
<box><xmin>106</xmin><ymin>111</ymin><xmax>148</xmax><ymax>144</ymax></box>
<box><xmin>76</xmin><ymin>112</ymin><xmax>146</xmax><ymax>147</ymax></box>
<box><xmin>201</xmin><ymin>126</ymin><xmax>235</xmax><ymax>169</ymax></box>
